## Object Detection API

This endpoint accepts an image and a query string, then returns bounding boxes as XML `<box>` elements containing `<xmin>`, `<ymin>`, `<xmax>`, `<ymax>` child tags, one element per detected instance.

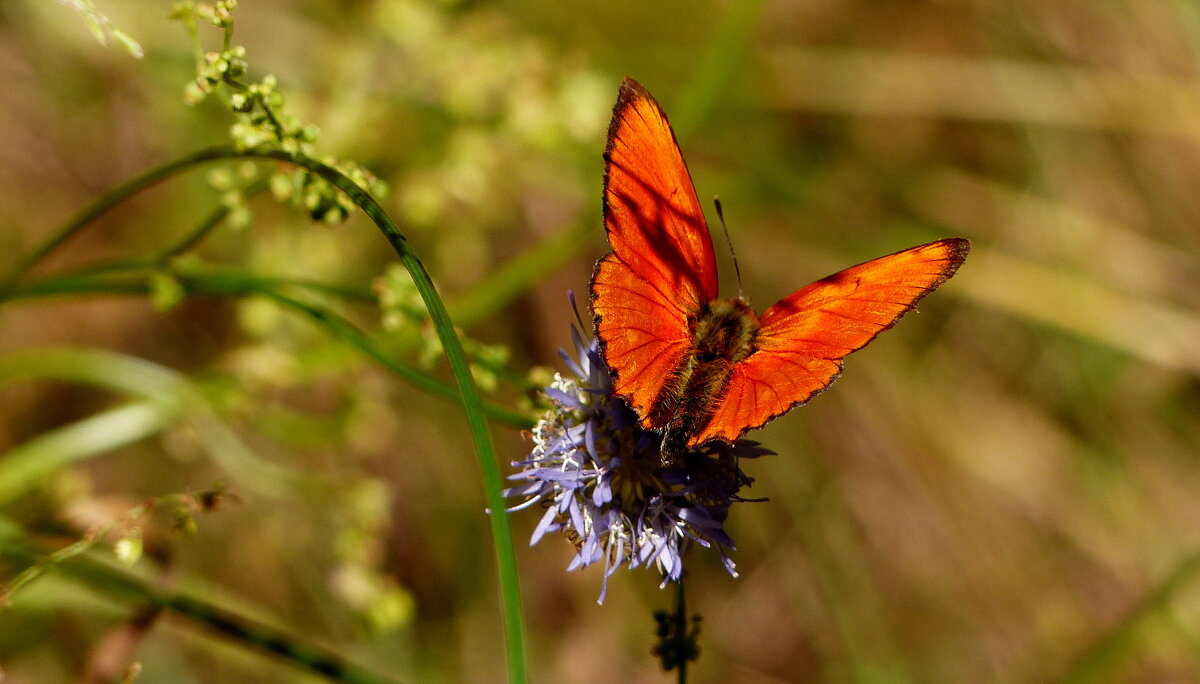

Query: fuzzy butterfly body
<box><xmin>590</xmin><ymin>78</ymin><xmax>970</xmax><ymax>461</ymax></box>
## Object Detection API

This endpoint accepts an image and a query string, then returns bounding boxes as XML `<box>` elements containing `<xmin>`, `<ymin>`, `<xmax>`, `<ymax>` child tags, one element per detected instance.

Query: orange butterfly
<box><xmin>590</xmin><ymin>78</ymin><xmax>970</xmax><ymax>460</ymax></box>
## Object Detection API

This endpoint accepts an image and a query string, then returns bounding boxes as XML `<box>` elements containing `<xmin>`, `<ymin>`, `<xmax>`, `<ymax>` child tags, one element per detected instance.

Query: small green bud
<box><xmin>206</xmin><ymin>168</ymin><xmax>233</xmax><ymax>190</ymax></box>
<box><xmin>226</xmin><ymin>203</ymin><xmax>252</xmax><ymax>230</ymax></box>
<box><xmin>236</xmin><ymin>161</ymin><xmax>258</xmax><ymax>180</ymax></box>
<box><xmin>112</xmin><ymin>30</ymin><xmax>145</xmax><ymax>59</ymax></box>
<box><xmin>149</xmin><ymin>272</ymin><xmax>186</xmax><ymax>312</ymax></box>
<box><xmin>302</xmin><ymin>186</ymin><xmax>322</xmax><ymax>211</ymax></box>
<box><xmin>168</xmin><ymin>3</ymin><xmax>195</xmax><ymax>21</ymax></box>
<box><xmin>114</xmin><ymin>536</ymin><xmax>143</xmax><ymax>566</ymax></box>
<box><xmin>173</xmin><ymin>508</ymin><xmax>199</xmax><ymax>535</ymax></box>
<box><xmin>367</xmin><ymin>587</ymin><xmax>415</xmax><ymax>633</ymax></box>
<box><xmin>471</xmin><ymin>363</ymin><xmax>498</xmax><ymax>392</ymax></box>
<box><xmin>269</xmin><ymin>171</ymin><xmax>295</xmax><ymax>201</ymax></box>
<box><xmin>279</xmin><ymin>114</ymin><xmax>301</xmax><ymax>136</ymax></box>
<box><xmin>183</xmin><ymin>81</ymin><xmax>207</xmax><ymax>105</ymax></box>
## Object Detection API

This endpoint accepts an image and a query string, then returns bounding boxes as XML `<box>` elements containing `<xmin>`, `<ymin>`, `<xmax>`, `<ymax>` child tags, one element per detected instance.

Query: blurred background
<box><xmin>1</xmin><ymin>1</ymin><xmax>1199</xmax><ymax>682</ymax></box>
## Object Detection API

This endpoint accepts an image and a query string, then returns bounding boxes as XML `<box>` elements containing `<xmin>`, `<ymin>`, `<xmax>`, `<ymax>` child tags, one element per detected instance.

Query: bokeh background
<box><xmin>2</xmin><ymin>1</ymin><xmax>1200</xmax><ymax>682</ymax></box>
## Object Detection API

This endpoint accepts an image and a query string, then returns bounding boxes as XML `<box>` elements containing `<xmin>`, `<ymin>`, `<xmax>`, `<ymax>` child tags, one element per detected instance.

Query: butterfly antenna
<box><xmin>714</xmin><ymin>197</ymin><xmax>744</xmax><ymax>298</ymax></box>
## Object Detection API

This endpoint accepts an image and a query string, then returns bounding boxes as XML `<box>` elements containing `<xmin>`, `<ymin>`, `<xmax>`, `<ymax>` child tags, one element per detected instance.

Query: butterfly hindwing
<box><xmin>591</xmin><ymin>253</ymin><xmax>692</xmax><ymax>424</ymax></box>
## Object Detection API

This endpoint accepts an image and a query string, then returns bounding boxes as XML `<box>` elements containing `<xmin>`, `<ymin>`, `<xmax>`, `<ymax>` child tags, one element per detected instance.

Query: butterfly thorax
<box><xmin>693</xmin><ymin>297</ymin><xmax>759</xmax><ymax>363</ymax></box>
<box><xmin>655</xmin><ymin>297</ymin><xmax>760</xmax><ymax>462</ymax></box>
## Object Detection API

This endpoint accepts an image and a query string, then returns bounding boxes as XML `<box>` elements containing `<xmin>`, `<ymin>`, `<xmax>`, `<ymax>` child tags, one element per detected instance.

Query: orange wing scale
<box><xmin>591</xmin><ymin>78</ymin><xmax>717</xmax><ymax>426</ymax></box>
<box><xmin>691</xmin><ymin>238</ymin><xmax>970</xmax><ymax>445</ymax></box>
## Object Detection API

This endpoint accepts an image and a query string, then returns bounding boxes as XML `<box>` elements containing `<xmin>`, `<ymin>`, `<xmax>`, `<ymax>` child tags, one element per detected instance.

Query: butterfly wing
<box><xmin>691</xmin><ymin>238</ymin><xmax>971</xmax><ymax>445</ymax></box>
<box><xmin>590</xmin><ymin>78</ymin><xmax>718</xmax><ymax>427</ymax></box>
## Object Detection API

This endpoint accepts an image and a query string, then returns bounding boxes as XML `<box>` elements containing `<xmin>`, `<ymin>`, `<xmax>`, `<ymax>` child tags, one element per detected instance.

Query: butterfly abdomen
<box><xmin>658</xmin><ymin>297</ymin><xmax>760</xmax><ymax>460</ymax></box>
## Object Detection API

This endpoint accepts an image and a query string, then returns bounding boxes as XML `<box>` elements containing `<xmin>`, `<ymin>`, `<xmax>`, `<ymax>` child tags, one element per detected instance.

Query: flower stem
<box><xmin>675</xmin><ymin>576</ymin><xmax>690</xmax><ymax>684</ymax></box>
<box><xmin>653</xmin><ymin>571</ymin><xmax>701</xmax><ymax>680</ymax></box>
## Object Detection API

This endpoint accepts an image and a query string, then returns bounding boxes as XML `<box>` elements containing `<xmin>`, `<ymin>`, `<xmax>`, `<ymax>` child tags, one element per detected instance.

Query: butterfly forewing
<box><xmin>591</xmin><ymin>77</ymin><xmax>719</xmax><ymax>425</ymax></box>
<box><xmin>690</xmin><ymin>238</ymin><xmax>970</xmax><ymax>445</ymax></box>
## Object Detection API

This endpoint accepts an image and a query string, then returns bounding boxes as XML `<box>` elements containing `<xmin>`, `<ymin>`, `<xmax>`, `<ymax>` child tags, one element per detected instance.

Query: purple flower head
<box><xmin>506</xmin><ymin>311</ymin><xmax>771</xmax><ymax>603</ymax></box>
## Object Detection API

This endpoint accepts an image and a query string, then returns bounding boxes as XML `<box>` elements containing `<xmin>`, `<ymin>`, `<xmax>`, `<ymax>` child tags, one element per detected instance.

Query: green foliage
<box><xmin>4</xmin><ymin>1</ymin><xmax>1200</xmax><ymax>683</ymax></box>
<box><xmin>2</xmin><ymin>2</ymin><xmax>542</xmax><ymax>681</ymax></box>
<box><xmin>175</xmin><ymin>1</ymin><xmax>387</xmax><ymax>228</ymax></box>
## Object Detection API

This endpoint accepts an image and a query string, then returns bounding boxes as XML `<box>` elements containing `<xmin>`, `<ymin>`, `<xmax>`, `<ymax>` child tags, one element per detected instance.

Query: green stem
<box><xmin>6</xmin><ymin>270</ymin><xmax>532</xmax><ymax>431</ymax></box>
<box><xmin>260</xmin><ymin>288</ymin><xmax>532</xmax><ymax>430</ymax></box>
<box><xmin>675</xmin><ymin>575</ymin><xmax>689</xmax><ymax>684</ymax></box>
<box><xmin>0</xmin><ymin>531</ymin><xmax>401</xmax><ymax>684</ymax></box>
<box><xmin>249</xmin><ymin>148</ymin><xmax>527</xmax><ymax>683</ymax></box>
<box><xmin>0</xmin><ymin>146</ymin><xmax>245</xmax><ymax>298</ymax></box>
<box><xmin>155</xmin><ymin>177</ymin><xmax>269</xmax><ymax>262</ymax></box>
<box><xmin>33</xmin><ymin>177</ymin><xmax>266</xmax><ymax>285</ymax></box>
<box><xmin>31</xmin><ymin>262</ymin><xmax>376</xmax><ymax>303</ymax></box>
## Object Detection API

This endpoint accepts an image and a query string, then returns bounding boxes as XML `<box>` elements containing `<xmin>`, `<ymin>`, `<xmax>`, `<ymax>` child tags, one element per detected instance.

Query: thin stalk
<box><xmin>675</xmin><ymin>576</ymin><xmax>689</xmax><ymax>684</ymax></box>
<box><xmin>29</xmin><ymin>262</ymin><xmax>376</xmax><ymax>303</ymax></box>
<box><xmin>0</xmin><ymin>146</ymin><xmax>245</xmax><ymax>298</ymax></box>
<box><xmin>260</xmin><ymin>289</ymin><xmax>533</xmax><ymax>430</ymax></box>
<box><xmin>154</xmin><ymin>177</ymin><xmax>270</xmax><ymax>261</ymax></box>
<box><xmin>247</xmin><ymin>148</ymin><xmax>527</xmax><ymax>682</ymax></box>
<box><xmin>6</xmin><ymin>271</ymin><xmax>532</xmax><ymax>431</ymax></box>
